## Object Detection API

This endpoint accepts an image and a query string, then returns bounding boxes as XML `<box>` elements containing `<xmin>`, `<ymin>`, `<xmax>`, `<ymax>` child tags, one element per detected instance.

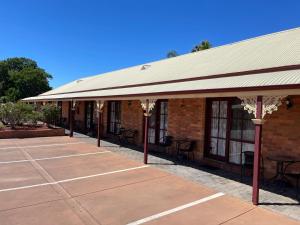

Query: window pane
<box><xmin>229</xmin><ymin>141</ymin><xmax>242</xmax><ymax>164</ymax></box>
<box><xmin>160</xmin><ymin>102</ymin><xmax>165</xmax><ymax>114</ymax></box>
<box><xmin>211</xmin><ymin>118</ymin><xmax>219</xmax><ymax>137</ymax></box>
<box><xmin>217</xmin><ymin>139</ymin><xmax>226</xmax><ymax>156</ymax></box>
<box><xmin>164</xmin><ymin>116</ymin><xmax>168</xmax><ymax>129</ymax></box>
<box><xmin>164</xmin><ymin>102</ymin><xmax>168</xmax><ymax>114</ymax></box>
<box><xmin>149</xmin><ymin>113</ymin><xmax>156</xmax><ymax>127</ymax></box>
<box><xmin>241</xmin><ymin>143</ymin><xmax>254</xmax><ymax>164</ymax></box>
<box><xmin>231</xmin><ymin>119</ymin><xmax>242</xmax><ymax>139</ymax></box>
<box><xmin>242</xmin><ymin>143</ymin><xmax>254</xmax><ymax>152</ymax></box>
<box><xmin>109</xmin><ymin>122</ymin><xmax>114</xmax><ymax>133</ymax></box>
<box><xmin>109</xmin><ymin>101</ymin><xmax>121</xmax><ymax>134</ymax></box>
<box><xmin>210</xmin><ymin>138</ymin><xmax>218</xmax><ymax>155</ymax></box>
<box><xmin>232</xmin><ymin>104</ymin><xmax>243</xmax><ymax>119</ymax></box>
<box><xmin>159</xmin><ymin>130</ymin><xmax>166</xmax><ymax>144</ymax></box>
<box><xmin>148</xmin><ymin>128</ymin><xmax>155</xmax><ymax>144</ymax></box>
<box><xmin>243</xmin><ymin>110</ymin><xmax>253</xmax><ymax>120</ymax></box>
<box><xmin>160</xmin><ymin>116</ymin><xmax>165</xmax><ymax>129</ymax></box>
<box><xmin>211</xmin><ymin>101</ymin><xmax>219</xmax><ymax>117</ymax></box>
<box><xmin>242</xmin><ymin>119</ymin><xmax>255</xmax><ymax>142</ymax></box>
<box><xmin>219</xmin><ymin>101</ymin><xmax>227</xmax><ymax>118</ymax></box>
<box><xmin>218</xmin><ymin>119</ymin><xmax>227</xmax><ymax>138</ymax></box>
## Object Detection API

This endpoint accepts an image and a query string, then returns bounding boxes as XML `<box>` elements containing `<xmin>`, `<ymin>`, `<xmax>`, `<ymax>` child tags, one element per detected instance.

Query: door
<box><xmin>207</xmin><ymin>99</ymin><xmax>229</xmax><ymax>161</ymax></box>
<box><xmin>206</xmin><ymin>98</ymin><xmax>255</xmax><ymax>164</ymax></box>
<box><xmin>107</xmin><ymin>101</ymin><xmax>121</xmax><ymax>134</ymax></box>
<box><xmin>85</xmin><ymin>101</ymin><xmax>94</xmax><ymax>133</ymax></box>
<box><xmin>148</xmin><ymin>100</ymin><xmax>168</xmax><ymax>145</ymax></box>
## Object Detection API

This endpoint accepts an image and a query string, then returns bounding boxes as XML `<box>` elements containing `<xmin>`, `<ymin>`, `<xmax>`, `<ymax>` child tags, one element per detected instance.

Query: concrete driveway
<box><xmin>0</xmin><ymin>136</ymin><xmax>298</xmax><ymax>225</ymax></box>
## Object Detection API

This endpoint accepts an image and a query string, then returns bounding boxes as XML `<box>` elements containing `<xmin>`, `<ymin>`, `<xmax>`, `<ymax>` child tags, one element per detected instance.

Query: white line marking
<box><xmin>127</xmin><ymin>192</ymin><xmax>225</xmax><ymax>225</ymax></box>
<box><xmin>0</xmin><ymin>165</ymin><xmax>150</xmax><ymax>193</ymax></box>
<box><xmin>0</xmin><ymin>142</ymin><xmax>85</xmax><ymax>150</ymax></box>
<box><xmin>0</xmin><ymin>151</ymin><xmax>111</xmax><ymax>164</ymax></box>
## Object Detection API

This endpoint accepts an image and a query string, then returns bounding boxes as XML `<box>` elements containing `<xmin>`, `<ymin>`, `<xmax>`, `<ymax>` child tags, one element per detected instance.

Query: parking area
<box><xmin>0</xmin><ymin>136</ymin><xmax>299</xmax><ymax>225</ymax></box>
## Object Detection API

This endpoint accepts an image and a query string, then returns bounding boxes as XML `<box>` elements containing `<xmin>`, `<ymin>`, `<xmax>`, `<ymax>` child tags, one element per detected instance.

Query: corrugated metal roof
<box><xmin>23</xmin><ymin>69</ymin><xmax>300</xmax><ymax>101</ymax></box>
<box><xmin>24</xmin><ymin>27</ymin><xmax>300</xmax><ymax>101</ymax></box>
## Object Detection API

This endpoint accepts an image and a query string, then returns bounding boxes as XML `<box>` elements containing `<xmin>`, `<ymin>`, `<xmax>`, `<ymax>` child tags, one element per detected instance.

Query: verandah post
<box><xmin>143</xmin><ymin>99</ymin><xmax>149</xmax><ymax>164</ymax></box>
<box><xmin>97</xmin><ymin>100</ymin><xmax>104</xmax><ymax>147</ymax></box>
<box><xmin>69</xmin><ymin>100</ymin><xmax>76</xmax><ymax>137</ymax></box>
<box><xmin>252</xmin><ymin>96</ymin><xmax>263</xmax><ymax>205</ymax></box>
<box><xmin>97</xmin><ymin>109</ymin><xmax>101</xmax><ymax>147</ymax></box>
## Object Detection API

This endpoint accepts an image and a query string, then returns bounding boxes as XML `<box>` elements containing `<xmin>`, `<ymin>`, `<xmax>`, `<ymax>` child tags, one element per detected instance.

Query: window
<box><xmin>159</xmin><ymin>101</ymin><xmax>168</xmax><ymax>144</ymax></box>
<box><xmin>108</xmin><ymin>101</ymin><xmax>121</xmax><ymax>134</ymax></box>
<box><xmin>206</xmin><ymin>98</ymin><xmax>255</xmax><ymax>164</ymax></box>
<box><xmin>229</xmin><ymin>99</ymin><xmax>255</xmax><ymax>164</ymax></box>
<box><xmin>147</xmin><ymin>100</ymin><xmax>168</xmax><ymax>144</ymax></box>
<box><xmin>85</xmin><ymin>101</ymin><xmax>94</xmax><ymax>131</ymax></box>
<box><xmin>208</xmin><ymin>100</ymin><xmax>228</xmax><ymax>158</ymax></box>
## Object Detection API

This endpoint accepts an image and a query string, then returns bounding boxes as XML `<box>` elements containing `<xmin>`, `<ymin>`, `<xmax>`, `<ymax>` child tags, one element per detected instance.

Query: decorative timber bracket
<box><xmin>140</xmin><ymin>99</ymin><xmax>157</xmax><ymax>116</ymax></box>
<box><xmin>96</xmin><ymin>100</ymin><xmax>104</xmax><ymax>113</ymax></box>
<box><xmin>238</xmin><ymin>96</ymin><xmax>286</xmax><ymax>122</ymax></box>
<box><xmin>71</xmin><ymin>100</ymin><xmax>77</xmax><ymax>111</ymax></box>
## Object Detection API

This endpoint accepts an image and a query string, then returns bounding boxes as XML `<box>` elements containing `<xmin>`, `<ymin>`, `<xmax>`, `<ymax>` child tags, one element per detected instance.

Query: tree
<box><xmin>0</xmin><ymin>61</ymin><xmax>9</xmax><ymax>97</ymax></box>
<box><xmin>166</xmin><ymin>50</ymin><xmax>178</xmax><ymax>58</ymax></box>
<box><xmin>191</xmin><ymin>40</ymin><xmax>212</xmax><ymax>53</ymax></box>
<box><xmin>41</xmin><ymin>104</ymin><xmax>61</xmax><ymax>127</ymax></box>
<box><xmin>0</xmin><ymin>57</ymin><xmax>52</xmax><ymax>102</ymax></box>
<box><xmin>4</xmin><ymin>57</ymin><xmax>38</xmax><ymax>72</ymax></box>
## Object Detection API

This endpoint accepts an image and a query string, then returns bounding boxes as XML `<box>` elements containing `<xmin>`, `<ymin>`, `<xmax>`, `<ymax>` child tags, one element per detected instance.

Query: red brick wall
<box><xmin>61</xmin><ymin>101</ymin><xmax>69</xmax><ymax>122</ymax></box>
<box><xmin>101</xmin><ymin>99</ymin><xmax>206</xmax><ymax>156</ymax></box>
<box><xmin>0</xmin><ymin>127</ymin><xmax>65</xmax><ymax>139</ymax></box>
<box><xmin>121</xmin><ymin>100</ymin><xmax>144</xmax><ymax>144</ymax></box>
<box><xmin>262</xmin><ymin>96</ymin><xmax>300</xmax><ymax>177</ymax></box>
<box><xmin>168</xmin><ymin>98</ymin><xmax>206</xmax><ymax>160</ymax></box>
<box><xmin>61</xmin><ymin>97</ymin><xmax>300</xmax><ymax>178</ymax></box>
<box><xmin>74</xmin><ymin>101</ymin><xmax>85</xmax><ymax>131</ymax></box>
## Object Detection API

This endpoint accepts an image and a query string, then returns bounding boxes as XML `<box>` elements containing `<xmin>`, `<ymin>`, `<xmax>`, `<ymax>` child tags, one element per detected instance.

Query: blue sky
<box><xmin>1</xmin><ymin>0</ymin><xmax>300</xmax><ymax>88</ymax></box>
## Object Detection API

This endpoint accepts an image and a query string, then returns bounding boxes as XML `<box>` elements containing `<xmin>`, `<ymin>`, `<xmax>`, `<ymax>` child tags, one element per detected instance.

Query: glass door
<box><xmin>206</xmin><ymin>98</ymin><xmax>255</xmax><ymax>164</ymax></box>
<box><xmin>108</xmin><ymin>101</ymin><xmax>121</xmax><ymax>134</ymax></box>
<box><xmin>148</xmin><ymin>100</ymin><xmax>168</xmax><ymax>145</ymax></box>
<box><xmin>158</xmin><ymin>101</ymin><xmax>168</xmax><ymax>144</ymax></box>
<box><xmin>85</xmin><ymin>101</ymin><xmax>94</xmax><ymax>132</ymax></box>
<box><xmin>229</xmin><ymin>99</ymin><xmax>255</xmax><ymax>164</ymax></box>
<box><xmin>207</xmin><ymin>100</ymin><xmax>229</xmax><ymax>160</ymax></box>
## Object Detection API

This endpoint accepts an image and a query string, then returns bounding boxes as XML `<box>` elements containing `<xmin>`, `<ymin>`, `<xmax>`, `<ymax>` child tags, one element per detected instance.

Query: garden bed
<box><xmin>0</xmin><ymin>126</ymin><xmax>65</xmax><ymax>139</ymax></box>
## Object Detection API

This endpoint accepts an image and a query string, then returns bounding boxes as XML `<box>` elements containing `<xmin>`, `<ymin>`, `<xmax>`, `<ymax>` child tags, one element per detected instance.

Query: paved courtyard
<box><xmin>0</xmin><ymin>136</ymin><xmax>299</xmax><ymax>225</ymax></box>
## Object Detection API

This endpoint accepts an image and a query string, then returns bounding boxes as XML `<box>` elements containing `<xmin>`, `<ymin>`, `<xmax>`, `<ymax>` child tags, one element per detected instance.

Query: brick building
<box><xmin>24</xmin><ymin>27</ymin><xmax>300</xmax><ymax>205</ymax></box>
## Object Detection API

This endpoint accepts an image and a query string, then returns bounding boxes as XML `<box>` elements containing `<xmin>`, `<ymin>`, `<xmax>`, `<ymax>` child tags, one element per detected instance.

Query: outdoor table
<box><xmin>267</xmin><ymin>155</ymin><xmax>300</xmax><ymax>185</ymax></box>
<box><xmin>174</xmin><ymin>138</ymin><xmax>190</xmax><ymax>152</ymax></box>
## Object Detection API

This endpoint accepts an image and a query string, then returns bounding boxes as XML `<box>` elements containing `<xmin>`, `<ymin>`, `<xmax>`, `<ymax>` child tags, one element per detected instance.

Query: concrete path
<box><xmin>0</xmin><ymin>136</ymin><xmax>299</xmax><ymax>225</ymax></box>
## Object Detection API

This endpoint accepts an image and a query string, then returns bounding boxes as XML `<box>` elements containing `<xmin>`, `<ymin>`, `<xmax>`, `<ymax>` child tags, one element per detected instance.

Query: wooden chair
<box><xmin>241</xmin><ymin>151</ymin><xmax>264</xmax><ymax>183</ymax></box>
<box><xmin>118</xmin><ymin>128</ymin><xmax>138</xmax><ymax>144</ymax></box>
<box><xmin>284</xmin><ymin>162</ymin><xmax>300</xmax><ymax>198</ymax></box>
<box><xmin>177</xmin><ymin>140</ymin><xmax>196</xmax><ymax>161</ymax></box>
<box><xmin>159</xmin><ymin>136</ymin><xmax>173</xmax><ymax>154</ymax></box>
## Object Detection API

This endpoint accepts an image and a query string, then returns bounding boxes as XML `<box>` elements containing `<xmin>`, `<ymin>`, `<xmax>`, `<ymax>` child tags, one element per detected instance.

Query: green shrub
<box><xmin>26</xmin><ymin>110</ymin><xmax>43</xmax><ymax>126</ymax></box>
<box><xmin>0</xmin><ymin>121</ymin><xmax>5</xmax><ymax>130</ymax></box>
<box><xmin>0</xmin><ymin>102</ymin><xmax>61</xmax><ymax>129</ymax></box>
<box><xmin>0</xmin><ymin>102</ymin><xmax>35</xmax><ymax>128</ymax></box>
<box><xmin>41</xmin><ymin>104</ymin><xmax>61</xmax><ymax>127</ymax></box>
